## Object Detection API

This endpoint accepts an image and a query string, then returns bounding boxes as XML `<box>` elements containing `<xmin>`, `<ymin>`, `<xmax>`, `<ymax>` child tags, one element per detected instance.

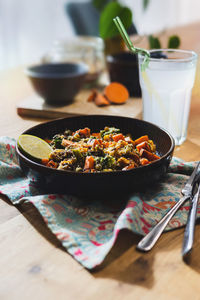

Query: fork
<box><xmin>182</xmin><ymin>179</ymin><xmax>200</xmax><ymax>258</ymax></box>
<box><xmin>137</xmin><ymin>162</ymin><xmax>200</xmax><ymax>252</ymax></box>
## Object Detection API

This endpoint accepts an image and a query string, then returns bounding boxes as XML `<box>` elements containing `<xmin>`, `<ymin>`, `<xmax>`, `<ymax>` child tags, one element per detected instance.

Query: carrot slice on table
<box><xmin>104</xmin><ymin>82</ymin><xmax>129</xmax><ymax>104</ymax></box>
<box><xmin>87</xmin><ymin>89</ymin><xmax>97</xmax><ymax>102</ymax></box>
<box><xmin>95</xmin><ymin>93</ymin><xmax>110</xmax><ymax>107</ymax></box>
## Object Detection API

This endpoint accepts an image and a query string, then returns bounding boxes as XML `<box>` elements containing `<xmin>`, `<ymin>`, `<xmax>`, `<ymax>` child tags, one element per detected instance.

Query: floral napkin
<box><xmin>0</xmin><ymin>136</ymin><xmax>198</xmax><ymax>269</ymax></box>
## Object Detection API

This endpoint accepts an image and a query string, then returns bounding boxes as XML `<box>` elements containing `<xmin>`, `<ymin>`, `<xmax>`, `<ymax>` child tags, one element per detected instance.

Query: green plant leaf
<box><xmin>92</xmin><ymin>0</ymin><xmax>111</xmax><ymax>12</ymax></box>
<box><xmin>143</xmin><ymin>0</ymin><xmax>150</xmax><ymax>10</ymax></box>
<box><xmin>99</xmin><ymin>2</ymin><xmax>132</xmax><ymax>39</ymax></box>
<box><xmin>148</xmin><ymin>35</ymin><xmax>161</xmax><ymax>49</ymax></box>
<box><xmin>168</xmin><ymin>35</ymin><xmax>180</xmax><ymax>49</ymax></box>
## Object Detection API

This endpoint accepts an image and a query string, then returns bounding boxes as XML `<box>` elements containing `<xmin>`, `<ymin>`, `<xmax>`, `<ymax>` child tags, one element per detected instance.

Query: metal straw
<box><xmin>113</xmin><ymin>16</ymin><xmax>150</xmax><ymax>71</ymax></box>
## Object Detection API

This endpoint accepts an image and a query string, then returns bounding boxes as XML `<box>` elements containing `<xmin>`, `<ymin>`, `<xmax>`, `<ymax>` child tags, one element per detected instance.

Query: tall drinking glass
<box><xmin>138</xmin><ymin>49</ymin><xmax>197</xmax><ymax>145</ymax></box>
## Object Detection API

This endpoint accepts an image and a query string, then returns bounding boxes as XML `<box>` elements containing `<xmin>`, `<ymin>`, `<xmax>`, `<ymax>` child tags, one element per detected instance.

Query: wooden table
<box><xmin>1</xmin><ymin>22</ymin><xmax>200</xmax><ymax>300</ymax></box>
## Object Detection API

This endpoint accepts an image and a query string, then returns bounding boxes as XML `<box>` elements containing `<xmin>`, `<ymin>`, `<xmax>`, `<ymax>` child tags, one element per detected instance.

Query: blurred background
<box><xmin>1</xmin><ymin>0</ymin><xmax>200</xmax><ymax>71</ymax></box>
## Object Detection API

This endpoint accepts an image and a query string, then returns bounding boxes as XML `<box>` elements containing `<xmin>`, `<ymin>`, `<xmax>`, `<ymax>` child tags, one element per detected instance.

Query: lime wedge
<box><xmin>17</xmin><ymin>134</ymin><xmax>52</xmax><ymax>161</ymax></box>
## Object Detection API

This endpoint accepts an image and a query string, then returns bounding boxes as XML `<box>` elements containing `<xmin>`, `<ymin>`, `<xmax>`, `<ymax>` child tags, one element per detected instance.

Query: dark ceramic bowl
<box><xmin>26</xmin><ymin>63</ymin><xmax>88</xmax><ymax>105</ymax></box>
<box><xmin>16</xmin><ymin>115</ymin><xmax>175</xmax><ymax>197</ymax></box>
<box><xmin>106</xmin><ymin>52</ymin><xmax>141</xmax><ymax>97</ymax></box>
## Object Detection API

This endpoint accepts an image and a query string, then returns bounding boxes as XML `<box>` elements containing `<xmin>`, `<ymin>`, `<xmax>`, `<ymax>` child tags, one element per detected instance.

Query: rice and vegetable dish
<box><xmin>42</xmin><ymin>127</ymin><xmax>160</xmax><ymax>172</ymax></box>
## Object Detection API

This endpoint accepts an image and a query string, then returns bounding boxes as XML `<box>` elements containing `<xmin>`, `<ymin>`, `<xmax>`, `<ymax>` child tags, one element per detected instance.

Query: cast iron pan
<box><xmin>16</xmin><ymin>115</ymin><xmax>175</xmax><ymax>197</ymax></box>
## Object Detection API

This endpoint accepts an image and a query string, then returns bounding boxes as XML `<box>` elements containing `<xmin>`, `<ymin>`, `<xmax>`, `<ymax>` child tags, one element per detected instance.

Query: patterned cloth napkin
<box><xmin>0</xmin><ymin>136</ymin><xmax>198</xmax><ymax>269</ymax></box>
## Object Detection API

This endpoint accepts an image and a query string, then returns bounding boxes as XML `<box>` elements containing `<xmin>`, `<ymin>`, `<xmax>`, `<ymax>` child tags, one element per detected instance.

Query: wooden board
<box><xmin>17</xmin><ymin>89</ymin><xmax>142</xmax><ymax>119</ymax></box>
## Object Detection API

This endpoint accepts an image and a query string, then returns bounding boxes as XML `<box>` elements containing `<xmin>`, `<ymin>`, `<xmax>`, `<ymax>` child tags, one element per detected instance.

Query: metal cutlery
<box><xmin>137</xmin><ymin>161</ymin><xmax>200</xmax><ymax>252</ymax></box>
<box><xmin>182</xmin><ymin>177</ymin><xmax>200</xmax><ymax>258</ymax></box>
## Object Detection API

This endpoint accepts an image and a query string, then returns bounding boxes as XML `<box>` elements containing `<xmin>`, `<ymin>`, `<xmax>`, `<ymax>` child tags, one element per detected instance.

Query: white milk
<box><xmin>139</xmin><ymin>52</ymin><xmax>197</xmax><ymax>145</ymax></box>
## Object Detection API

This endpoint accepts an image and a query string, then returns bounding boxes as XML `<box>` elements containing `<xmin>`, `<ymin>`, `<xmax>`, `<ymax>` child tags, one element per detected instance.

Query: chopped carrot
<box><xmin>95</xmin><ymin>93</ymin><xmax>110</xmax><ymax>107</ymax></box>
<box><xmin>125</xmin><ymin>136</ymin><xmax>135</xmax><ymax>145</ymax></box>
<box><xmin>87</xmin><ymin>89</ymin><xmax>97</xmax><ymax>102</ymax></box>
<box><xmin>136</xmin><ymin>141</ymin><xmax>151</xmax><ymax>152</ymax></box>
<box><xmin>41</xmin><ymin>158</ymin><xmax>49</xmax><ymax>166</ymax></box>
<box><xmin>140</xmin><ymin>149</ymin><xmax>160</xmax><ymax>161</ymax></box>
<box><xmin>84</xmin><ymin>156</ymin><xmax>95</xmax><ymax>169</ymax></box>
<box><xmin>44</xmin><ymin>139</ymin><xmax>52</xmax><ymax>144</ymax></box>
<box><xmin>88</xmin><ymin>139</ymin><xmax>100</xmax><ymax>148</ymax></box>
<box><xmin>91</xmin><ymin>132</ymin><xmax>101</xmax><ymax>138</ymax></box>
<box><xmin>140</xmin><ymin>158</ymin><xmax>150</xmax><ymax>165</ymax></box>
<box><xmin>104</xmin><ymin>82</ymin><xmax>129</xmax><ymax>104</ymax></box>
<box><xmin>122</xmin><ymin>164</ymin><xmax>135</xmax><ymax>170</ymax></box>
<box><xmin>134</xmin><ymin>135</ymin><xmax>149</xmax><ymax>145</ymax></box>
<box><xmin>47</xmin><ymin>160</ymin><xmax>58</xmax><ymax>168</ymax></box>
<box><xmin>117</xmin><ymin>157</ymin><xmax>130</xmax><ymax>167</ymax></box>
<box><xmin>62</xmin><ymin>139</ymin><xmax>74</xmax><ymax>147</ymax></box>
<box><xmin>112</xmin><ymin>133</ymin><xmax>124</xmax><ymax>142</ymax></box>
<box><xmin>77</xmin><ymin>128</ymin><xmax>91</xmax><ymax>137</ymax></box>
<box><xmin>129</xmin><ymin>152</ymin><xmax>140</xmax><ymax>164</ymax></box>
<box><xmin>103</xmin><ymin>141</ymin><xmax>110</xmax><ymax>148</ymax></box>
<box><xmin>98</xmin><ymin>139</ymin><xmax>103</xmax><ymax>146</ymax></box>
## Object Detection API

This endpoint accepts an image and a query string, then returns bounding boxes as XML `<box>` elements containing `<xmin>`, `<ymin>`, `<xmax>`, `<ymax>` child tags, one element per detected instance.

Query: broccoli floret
<box><xmin>51</xmin><ymin>134</ymin><xmax>64</xmax><ymax>149</ymax></box>
<box><xmin>72</xmin><ymin>132</ymin><xmax>81</xmax><ymax>142</ymax></box>
<box><xmin>72</xmin><ymin>149</ymin><xmax>84</xmax><ymax>162</ymax></box>
<box><xmin>102</xmin><ymin>155</ymin><xmax>116</xmax><ymax>169</ymax></box>
<box><xmin>64</xmin><ymin>129</ymin><xmax>72</xmax><ymax>137</ymax></box>
<box><xmin>100</xmin><ymin>127</ymin><xmax>120</xmax><ymax>138</ymax></box>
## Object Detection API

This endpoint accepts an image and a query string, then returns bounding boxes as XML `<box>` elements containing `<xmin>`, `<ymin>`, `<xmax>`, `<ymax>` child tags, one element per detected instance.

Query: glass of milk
<box><xmin>138</xmin><ymin>49</ymin><xmax>197</xmax><ymax>145</ymax></box>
